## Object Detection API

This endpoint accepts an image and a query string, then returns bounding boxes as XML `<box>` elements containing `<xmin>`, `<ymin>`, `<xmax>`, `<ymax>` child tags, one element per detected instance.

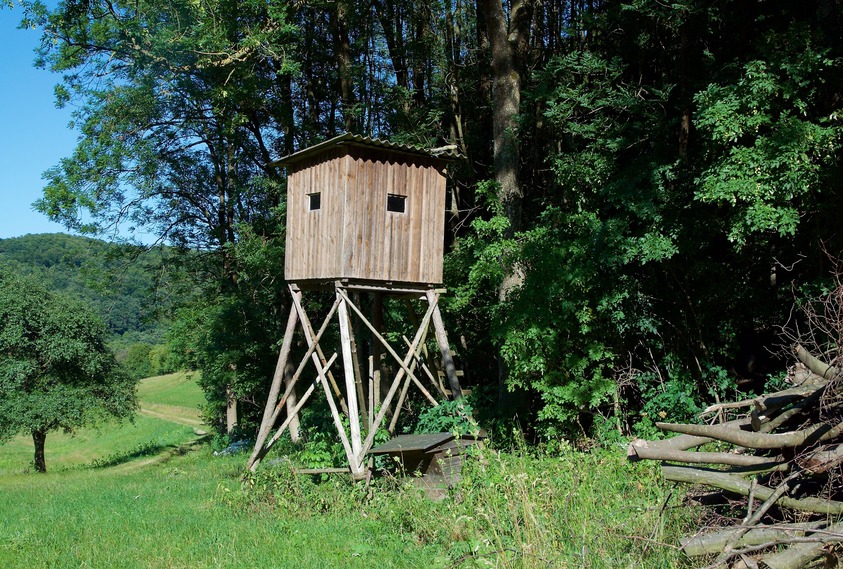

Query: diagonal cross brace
<box><xmin>337</xmin><ymin>289</ymin><xmax>439</xmax><ymax>464</ymax></box>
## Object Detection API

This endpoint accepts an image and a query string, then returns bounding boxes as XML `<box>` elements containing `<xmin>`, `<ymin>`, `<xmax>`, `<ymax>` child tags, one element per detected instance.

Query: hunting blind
<box><xmin>248</xmin><ymin>134</ymin><xmax>465</xmax><ymax>480</ymax></box>
<box><xmin>283</xmin><ymin>133</ymin><xmax>447</xmax><ymax>285</ymax></box>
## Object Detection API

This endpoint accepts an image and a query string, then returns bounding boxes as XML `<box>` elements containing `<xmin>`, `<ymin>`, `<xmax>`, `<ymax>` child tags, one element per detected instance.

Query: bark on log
<box><xmin>752</xmin><ymin>386</ymin><xmax>824</xmax><ymax>435</ymax></box>
<box><xmin>754</xmin><ymin>385</ymin><xmax>827</xmax><ymax>413</ymax></box>
<box><xmin>656</xmin><ymin>420</ymin><xmax>843</xmax><ymax>450</ymax></box>
<box><xmin>662</xmin><ymin>465</ymin><xmax>843</xmax><ymax>515</ymax></box>
<box><xmin>630</xmin><ymin>445</ymin><xmax>783</xmax><ymax>468</ymax></box>
<box><xmin>627</xmin><ymin>418</ymin><xmax>752</xmax><ymax>459</ymax></box>
<box><xmin>680</xmin><ymin>523</ymin><xmax>826</xmax><ymax>557</ymax></box>
<box><xmin>801</xmin><ymin>443</ymin><xmax>843</xmax><ymax>473</ymax></box>
<box><xmin>794</xmin><ymin>344</ymin><xmax>841</xmax><ymax>380</ymax></box>
<box><xmin>701</xmin><ymin>383</ymin><xmax>825</xmax><ymax>417</ymax></box>
<box><xmin>757</xmin><ymin>521</ymin><xmax>843</xmax><ymax>569</ymax></box>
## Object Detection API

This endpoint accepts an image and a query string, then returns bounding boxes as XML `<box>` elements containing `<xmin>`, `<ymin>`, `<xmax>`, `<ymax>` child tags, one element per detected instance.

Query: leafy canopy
<box><xmin>0</xmin><ymin>266</ymin><xmax>137</xmax><ymax>445</ymax></box>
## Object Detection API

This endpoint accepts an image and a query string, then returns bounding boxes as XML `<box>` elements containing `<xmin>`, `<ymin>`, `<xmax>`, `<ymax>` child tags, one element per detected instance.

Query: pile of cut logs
<box><xmin>629</xmin><ymin>345</ymin><xmax>843</xmax><ymax>568</ymax></box>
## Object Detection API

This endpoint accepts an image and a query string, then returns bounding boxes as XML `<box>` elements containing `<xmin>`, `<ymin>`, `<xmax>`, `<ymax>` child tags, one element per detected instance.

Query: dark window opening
<box><xmin>387</xmin><ymin>194</ymin><xmax>406</xmax><ymax>213</ymax></box>
<box><xmin>308</xmin><ymin>192</ymin><xmax>321</xmax><ymax>211</ymax></box>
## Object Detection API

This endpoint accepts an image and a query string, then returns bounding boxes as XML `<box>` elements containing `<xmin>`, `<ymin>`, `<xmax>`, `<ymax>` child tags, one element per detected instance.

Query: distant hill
<box><xmin>0</xmin><ymin>233</ymin><xmax>165</xmax><ymax>339</ymax></box>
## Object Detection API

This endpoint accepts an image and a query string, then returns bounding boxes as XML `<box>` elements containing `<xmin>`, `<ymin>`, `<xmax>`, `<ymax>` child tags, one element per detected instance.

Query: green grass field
<box><xmin>0</xmin><ymin>372</ymin><xmax>695</xmax><ymax>568</ymax></box>
<box><xmin>0</xmin><ymin>372</ymin><xmax>204</xmax><ymax>475</ymax></box>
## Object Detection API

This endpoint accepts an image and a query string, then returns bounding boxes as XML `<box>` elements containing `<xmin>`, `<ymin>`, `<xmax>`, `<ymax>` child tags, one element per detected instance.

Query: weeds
<box><xmin>242</xmin><ymin>444</ymin><xmax>696</xmax><ymax>568</ymax></box>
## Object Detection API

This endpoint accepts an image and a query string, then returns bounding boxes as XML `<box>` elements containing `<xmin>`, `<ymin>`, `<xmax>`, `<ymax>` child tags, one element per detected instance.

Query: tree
<box><xmin>0</xmin><ymin>267</ymin><xmax>137</xmax><ymax>472</ymax></box>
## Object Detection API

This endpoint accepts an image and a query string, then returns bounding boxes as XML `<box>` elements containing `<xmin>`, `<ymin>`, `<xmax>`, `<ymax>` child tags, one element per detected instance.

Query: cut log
<box><xmin>752</xmin><ymin>387</ymin><xmax>825</xmax><ymax>434</ymax></box>
<box><xmin>701</xmin><ymin>383</ymin><xmax>826</xmax><ymax>417</ymax></box>
<box><xmin>627</xmin><ymin>418</ymin><xmax>752</xmax><ymax>459</ymax></box>
<box><xmin>680</xmin><ymin>522</ymin><xmax>826</xmax><ymax>557</ymax></box>
<box><xmin>656</xmin><ymin>420</ymin><xmax>843</xmax><ymax>450</ymax></box>
<box><xmin>794</xmin><ymin>344</ymin><xmax>841</xmax><ymax>381</ymax></box>
<box><xmin>756</xmin><ymin>520</ymin><xmax>843</xmax><ymax>569</ymax></box>
<box><xmin>662</xmin><ymin>465</ymin><xmax>843</xmax><ymax>515</ymax></box>
<box><xmin>630</xmin><ymin>445</ymin><xmax>783</xmax><ymax>468</ymax></box>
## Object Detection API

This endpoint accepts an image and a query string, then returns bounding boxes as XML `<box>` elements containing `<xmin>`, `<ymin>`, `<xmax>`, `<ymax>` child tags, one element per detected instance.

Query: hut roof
<box><xmin>270</xmin><ymin>133</ymin><xmax>460</xmax><ymax>167</ymax></box>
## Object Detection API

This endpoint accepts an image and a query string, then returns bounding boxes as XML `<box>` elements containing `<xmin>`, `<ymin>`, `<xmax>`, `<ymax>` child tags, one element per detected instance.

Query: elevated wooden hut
<box><xmin>248</xmin><ymin>134</ymin><xmax>464</xmax><ymax>481</ymax></box>
<box><xmin>281</xmin><ymin>133</ymin><xmax>449</xmax><ymax>287</ymax></box>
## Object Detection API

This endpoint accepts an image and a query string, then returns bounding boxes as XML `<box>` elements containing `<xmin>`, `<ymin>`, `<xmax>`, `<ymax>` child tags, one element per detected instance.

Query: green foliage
<box><xmin>0</xmin><ymin>266</ymin><xmax>138</xmax><ymax>471</ymax></box>
<box><xmin>444</xmin><ymin>2</ymin><xmax>843</xmax><ymax>441</ymax></box>
<box><xmin>164</xmin><ymin>226</ymin><xmax>289</xmax><ymax>431</ymax></box>
<box><xmin>242</xmin><ymin>445</ymin><xmax>695</xmax><ymax>567</ymax></box>
<box><xmin>694</xmin><ymin>24</ymin><xmax>843</xmax><ymax>245</ymax></box>
<box><xmin>413</xmin><ymin>399</ymin><xmax>478</xmax><ymax>436</ymax></box>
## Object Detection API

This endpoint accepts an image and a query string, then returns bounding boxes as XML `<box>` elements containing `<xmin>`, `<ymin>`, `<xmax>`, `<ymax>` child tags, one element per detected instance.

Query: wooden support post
<box><xmin>348</xmin><ymin>291</ymin><xmax>368</xmax><ymax>432</ymax></box>
<box><xmin>337</xmin><ymin>289</ymin><xmax>365</xmax><ymax>478</ymax></box>
<box><xmin>292</xmin><ymin>300</ymin><xmax>357</xmax><ymax>474</ymax></box>
<box><xmin>404</xmin><ymin>299</ymin><xmax>431</xmax><ymax>361</ymax></box>
<box><xmin>339</xmin><ymin>290</ymin><xmax>438</xmax><ymax>406</ymax></box>
<box><xmin>403</xmin><ymin>335</ymin><xmax>447</xmax><ymax>398</ymax></box>
<box><xmin>248</xmin><ymin>299</ymin><xmax>299</xmax><ymax>470</ymax></box>
<box><xmin>282</xmin><ymin>363</ymin><xmax>301</xmax><ymax>443</ymax></box>
<box><xmin>372</xmin><ymin>292</ymin><xmax>384</xmax><ymax>411</ymax></box>
<box><xmin>249</xmin><ymin>287</ymin><xmax>459</xmax><ymax>477</ymax></box>
<box><xmin>248</xmin><ymin>297</ymin><xmax>341</xmax><ymax>471</ymax></box>
<box><xmin>290</xmin><ymin>285</ymin><xmax>349</xmax><ymax>416</ymax></box>
<box><xmin>428</xmin><ymin>290</ymin><xmax>463</xmax><ymax>400</ymax></box>
<box><xmin>259</xmin><ymin>353</ymin><xmax>339</xmax><ymax>461</ymax></box>
<box><xmin>388</xmin><ymin>373</ymin><xmax>414</xmax><ymax>433</ymax></box>
<box><xmin>368</xmin><ymin>355</ymin><xmax>375</xmax><ymax>431</ymax></box>
<box><xmin>356</xmin><ymin>295</ymin><xmax>439</xmax><ymax>462</ymax></box>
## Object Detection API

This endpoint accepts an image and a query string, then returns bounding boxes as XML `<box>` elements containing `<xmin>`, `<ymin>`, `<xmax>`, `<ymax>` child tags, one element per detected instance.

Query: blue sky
<box><xmin>0</xmin><ymin>7</ymin><xmax>79</xmax><ymax>239</ymax></box>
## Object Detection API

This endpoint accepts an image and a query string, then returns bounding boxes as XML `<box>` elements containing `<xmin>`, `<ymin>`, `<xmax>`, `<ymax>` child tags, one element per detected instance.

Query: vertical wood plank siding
<box><xmin>284</xmin><ymin>146</ymin><xmax>446</xmax><ymax>285</ymax></box>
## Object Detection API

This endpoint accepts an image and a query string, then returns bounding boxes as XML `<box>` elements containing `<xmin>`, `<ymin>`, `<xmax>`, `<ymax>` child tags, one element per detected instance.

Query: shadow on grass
<box><xmin>89</xmin><ymin>441</ymin><xmax>168</xmax><ymax>468</ymax></box>
<box><xmin>89</xmin><ymin>434</ymin><xmax>212</xmax><ymax>469</ymax></box>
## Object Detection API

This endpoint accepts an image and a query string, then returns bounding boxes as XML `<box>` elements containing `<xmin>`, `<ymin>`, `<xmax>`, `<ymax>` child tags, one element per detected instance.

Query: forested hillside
<box><xmin>0</xmin><ymin>234</ymin><xmax>159</xmax><ymax>336</ymax></box>
<box><xmin>12</xmin><ymin>0</ymin><xmax>843</xmax><ymax>439</ymax></box>
<box><xmin>0</xmin><ymin>233</ymin><xmax>177</xmax><ymax>378</ymax></box>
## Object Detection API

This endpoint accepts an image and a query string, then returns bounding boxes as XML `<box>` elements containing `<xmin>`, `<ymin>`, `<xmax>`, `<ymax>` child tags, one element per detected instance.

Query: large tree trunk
<box><xmin>331</xmin><ymin>1</ymin><xmax>356</xmax><ymax>132</ymax></box>
<box><xmin>32</xmin><ymin>429</ymin><xmax>47</xmax><ymax>473</ymax></box>
<box><xmin>225</xmin><ymin>386</ymin><xmax>238</xmax><ymax>435</ymax></box>
<box><xmin>483</xmin><ymin>0</ymin><xmax>530</xmax><ymax>239</ymax></box>
<box><xmin>482</xmin><ymin>0</ymin><xmax>533</xmax><ymax>402</ymax></box>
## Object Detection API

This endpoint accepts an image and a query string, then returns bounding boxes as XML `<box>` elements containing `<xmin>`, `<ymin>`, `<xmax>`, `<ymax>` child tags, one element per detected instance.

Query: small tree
<box><xmin>0</xmin><ymin>267</ymin><xmax>137</xmax><ymax>472</ymax></box>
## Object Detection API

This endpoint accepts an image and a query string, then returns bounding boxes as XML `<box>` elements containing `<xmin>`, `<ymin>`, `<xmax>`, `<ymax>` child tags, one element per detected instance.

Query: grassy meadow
<box><xmin>0</xmin><ymin>372</ymin><xmax>697</xmax><ymax>568</ymax></box>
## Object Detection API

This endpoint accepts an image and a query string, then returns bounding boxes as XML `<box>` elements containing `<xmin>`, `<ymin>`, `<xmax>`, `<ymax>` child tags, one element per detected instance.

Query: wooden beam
<box><xmin>339</xmin><ymin>289</ymin><xmax>439</xmax><ymax>407</ymax></box>
<box><xmin>265</xmin><ymin>296</ymin><xmax>341</xmax><ymax>432</ymax></box>
<box><xmin>256</xmin><ymin>353</ymin><xmax>339</xmax><ymax>469</ymax></box>
<box><xmin>290</xmin><ymin>285</ymin><xmax>349</xmax><ymax>416</ymax></box>
<box><xmin>403</xmin><ymin>335</ymin><xmax>447</xmax><ymax>398</ymax></box>
<box><xmin>427</xmin><ymin>290</ymin><xmax>463</xmax><ymax>400</ymax></box>
<box><xmin>337</xmin><ymin>292</ymin><xmax>364</xmax><ymax>471</ymax></box>
<box><xmin>354</xmin><ymin>294</ymin><xmax>439</xmax><ymax>462</ymax></box>
<box><xmin>290</xmin><ymin>290</ymin><xmax>357</xmax><ymax>471</ymax></box>
<box><xmin>372</xmin><ymin>291</ymin><xmax>384</xmax><ymax>416</ymax></box>
<box><xmin>249</xmin><ymin>295</ymin><xmax>339</xmax><ymax>471</ymax></box>
<box><xmin>348</xmin><ymin>291</ymin><xmax>368</xmax><ymax>432</ymax></box>
<box><xmin>388</xmin><ymin>373</ymin><xmax>414</xmax><ymax>432</ymax></box>
<box><xmin>248</xmin><ymin>298</ymin><xmax>299</xmax><ymax>471</ymax></box>
<box><xmin>367</xmin><ymin>354</ymin><xmax>375</xmax><ymax>431</ymax></box>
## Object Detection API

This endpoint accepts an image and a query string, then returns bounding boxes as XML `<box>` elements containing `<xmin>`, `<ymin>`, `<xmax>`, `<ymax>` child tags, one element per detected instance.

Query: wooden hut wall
<box><xmin>342</xmin><ymin>148</ymin><xmax>445</xmax><ymax>284</ymax></box>
<box><xmin>284</xmin><ymin>149</ymin><xmax>349</xmax><ymax>281</ymax></box>
<box><xmin>285</xmin><ymin>146</ymin><xmax>446</xmax><ymax>285</ymax></box>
